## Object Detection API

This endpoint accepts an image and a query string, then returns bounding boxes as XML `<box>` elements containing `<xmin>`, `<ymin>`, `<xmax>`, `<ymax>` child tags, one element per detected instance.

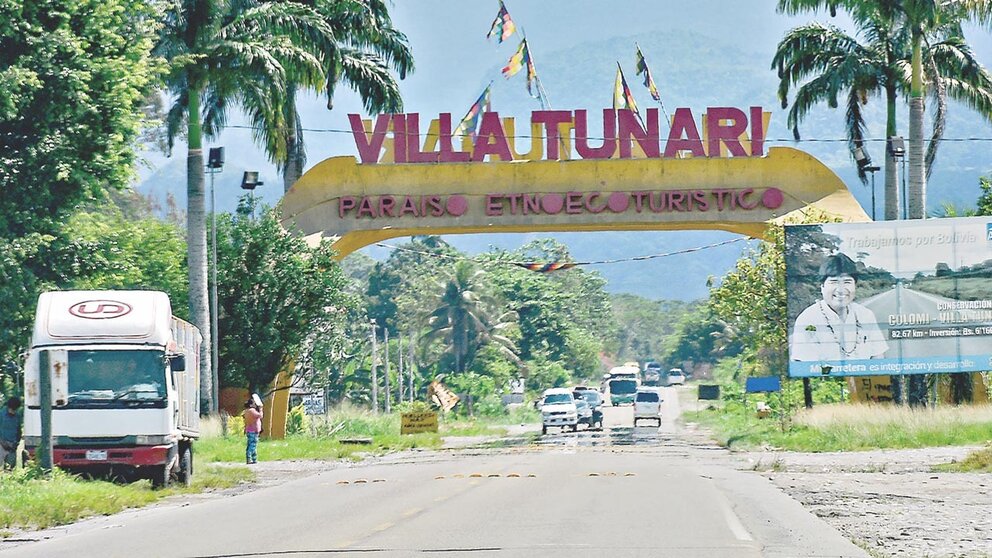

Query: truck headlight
<box><xmin>135</xmin><ymin>435</ymin><xmax>171</xmax><ymax>445</ymax></box>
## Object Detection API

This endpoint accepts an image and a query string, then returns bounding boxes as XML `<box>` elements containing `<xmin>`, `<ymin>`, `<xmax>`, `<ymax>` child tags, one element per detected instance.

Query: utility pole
<box><xmin>408</xmin><ymin>331</ymin><xmax>415</xmax><ymax>402</ymax></box>
<box><xmin>384</xmin><ymin>328</ymin><xmax>391</xmax><ymax>414</ymax></box>
<box><xmin>38</xmin><ymin>351</ymin><xmax>52</xmax><ymax>474</ymax></box>
<box><xmin>370</xmin><ymin>319</ymin><xmax>378</xmax><ymax>413</ymax></box>
<box><xmin>398</xmin><ymin>331</ymin><xmax>404</xmax><ymax>403</ymax></box>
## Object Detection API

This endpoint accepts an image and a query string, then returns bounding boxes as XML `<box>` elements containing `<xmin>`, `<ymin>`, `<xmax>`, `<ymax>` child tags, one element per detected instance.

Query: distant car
<box><xmin>573</xmin><ymin>389</ymin><xmax>604</xmax><ymax>429</ymax></box>
<box><xmin>574</xmin><ymin>398</ymin><xmax>595</xmax><ymax>428</ymax></box>
<box><xmin>633</xmin><ymin>388</ymin><xmax>663</xmax><ymax>427</ymax></box>
<box><xmin>667</xmin><ymin>368</ymin><xmax>686</xmax><ymax>386</ymax></box>
<box><xmin>540</xmin><ymin>388</ymin><xmax>578</xmax><ymax>434</ymax></box>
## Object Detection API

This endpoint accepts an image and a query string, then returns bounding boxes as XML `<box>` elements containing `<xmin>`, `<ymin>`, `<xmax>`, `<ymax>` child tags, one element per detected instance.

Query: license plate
<box><xmin>85</xmin><ymin>450</ymin><xmax>108</xmax><ymax>461</ymax></box>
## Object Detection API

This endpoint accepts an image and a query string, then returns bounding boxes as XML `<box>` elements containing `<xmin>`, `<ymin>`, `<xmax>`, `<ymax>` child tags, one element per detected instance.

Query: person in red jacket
<box><xmin>242</xmin><ymin>397</ymin><xmax>263</xmax><ymax>464</ymax></box>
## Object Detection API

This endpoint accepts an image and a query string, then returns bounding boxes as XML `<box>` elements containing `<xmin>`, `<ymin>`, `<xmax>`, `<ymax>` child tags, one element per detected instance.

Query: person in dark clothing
<box><xmin>0</xmin><ymin>397</ymin><xmax>23</xmax><ymax>469</ymax></box>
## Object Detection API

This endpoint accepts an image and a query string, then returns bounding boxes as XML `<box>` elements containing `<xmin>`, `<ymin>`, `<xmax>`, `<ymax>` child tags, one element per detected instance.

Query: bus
<box><xmin>604</xmin><ymin>364</ymin><xmax>640</xmax><ymax>406</ymax></box>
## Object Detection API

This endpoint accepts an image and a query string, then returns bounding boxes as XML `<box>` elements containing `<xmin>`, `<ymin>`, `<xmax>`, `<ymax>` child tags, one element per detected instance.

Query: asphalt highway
<box><xmin>2</xmin><ymin>388</ymin><xmax>867</xmax><ymax>558</ymax></box>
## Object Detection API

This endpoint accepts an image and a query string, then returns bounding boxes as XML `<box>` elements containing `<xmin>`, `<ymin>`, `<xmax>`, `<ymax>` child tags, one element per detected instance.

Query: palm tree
<box><xmin>772</xmin><ymin>8</ymin><xmax>908</xmax><ymax>220</ymax></box>
<box><xmin>778</xmin><ymin>0</ymin><xmax>992</xmax><ymax>220</ymax></box>
<box><xmin>278</xmin><ymin>0</ymin><xmax>414</xmax><ymax>191</ymax></box>
<box><xmin>156</xmin><ymin>0</ymin><xmax>330</xmax><ymax>413</ymax></box>
<box><xmin>423</xmin><ymin>261</ymin><xmax>518</xmax><ymax>375</ymax></box>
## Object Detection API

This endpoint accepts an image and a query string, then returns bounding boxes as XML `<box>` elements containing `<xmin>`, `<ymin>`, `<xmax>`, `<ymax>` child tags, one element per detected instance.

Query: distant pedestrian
<box><xmin>243</xmin><ymin>397</ymin><xmax>263</xmax><ymax>464</ymax></box>
<box><xmin>0</xmin><ymin>397</ymin><xmax>23</xmax><ymax>470</ymax></box>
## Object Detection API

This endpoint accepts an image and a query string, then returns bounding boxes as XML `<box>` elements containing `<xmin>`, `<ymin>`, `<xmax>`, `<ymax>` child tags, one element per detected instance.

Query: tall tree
<box><xmin>777</xmin><ymin>0</ymin><xmax>992</xmax><ymax>220</ymax></box>
<box><xmin>0</xmin><ymin>0</ymin><xmax>160</xmax><ymax>369</ymax></box>
<box><xmin>156</xmin><ymin>0</ymin><xmax>330</xmax><ymax>413</ymax></box>
<box><xmin>278</xmin><ymin>0</ymin><xmax>414</xmax><ymax>191</ymax></box>
<box><xmin>774</xmin><ymin>1</ymin><xmax>907</xmax><ymax>220</ymax></box>
<box><xmin>215</xmin><ymin>203</ymin><xmax>352</xmax><ymax>396</ymax></box>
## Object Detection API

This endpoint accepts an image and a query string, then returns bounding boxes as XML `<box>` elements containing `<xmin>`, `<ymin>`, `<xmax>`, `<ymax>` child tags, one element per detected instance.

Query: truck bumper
<box><xmin>27</xmin><ymin>444</ymin><xmax>175</xmax><ymax>467</ymax></box>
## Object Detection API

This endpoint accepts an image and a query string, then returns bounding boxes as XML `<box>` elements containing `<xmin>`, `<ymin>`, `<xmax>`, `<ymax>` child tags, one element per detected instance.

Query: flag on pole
<box><xmin>453</xmin><ymin>83</ymin><xmax>492</xmax><ymax>139</ymax></box>
<box><xmin>502</xmin><ymin>39</ymin><xmax>540</xmax><ymax>98</ymax></box>
<box><xmin>486</xmin><ymin>1</ymin><xmax>516</xmax><ymax>44</ymax></box>
<box><xmin>613</xmin><ymin>62</ymin><xmax>639</xmax><ymax>114</ymax></box>
<box><xmin>635</xmin><ymin>45</ymin><xmax>661</xmax><ymax>101</ymax></box>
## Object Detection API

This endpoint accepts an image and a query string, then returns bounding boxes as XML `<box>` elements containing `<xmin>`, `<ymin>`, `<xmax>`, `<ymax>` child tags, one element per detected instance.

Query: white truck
<box><xmin>23</xmin><ymin>290</ymin><xmax>200</xmax><ymax>488</ymax></box>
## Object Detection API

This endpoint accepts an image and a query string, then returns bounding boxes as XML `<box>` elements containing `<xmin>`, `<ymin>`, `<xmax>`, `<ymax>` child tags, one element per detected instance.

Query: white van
<box><xmin>633</xmin><ymin>387</ymin><xmax>663</xmax><ymax>427</ymax></box>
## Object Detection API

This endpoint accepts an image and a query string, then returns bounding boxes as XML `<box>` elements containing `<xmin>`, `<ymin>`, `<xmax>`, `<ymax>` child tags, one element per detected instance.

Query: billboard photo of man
<box><xmin>791</xmin><ymin>253</ymin><xmax>888</xmax><ymax>362</ymax></box>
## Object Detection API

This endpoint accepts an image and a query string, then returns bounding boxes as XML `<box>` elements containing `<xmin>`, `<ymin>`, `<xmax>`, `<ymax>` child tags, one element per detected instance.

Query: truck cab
<box><xmin>23</xmin><ymin>291</ymin><xmax>200</xmax><ymax>488</ymax></box>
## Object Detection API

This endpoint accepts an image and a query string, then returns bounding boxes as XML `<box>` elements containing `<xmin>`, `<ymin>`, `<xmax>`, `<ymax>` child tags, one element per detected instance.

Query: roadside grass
<box><xmin>0</xmin><ymin>464</ymin><xmax>253</xmax><ymax>533</ymax></box>
<box><xmin>933</xmin><ymin>445</ymin><xmax>992</xmax><ymax>473</ymax></box>
<box><xmin>691</xmin><ymin>400</ymin><xmax>992</xmax><ymax>452</ymax></box>
<box><xmin>196</xmin><ymin>403</ymin><xmax>538</xmax><ymax>464</ymax></box>
<box><xmin>0</xmin><ymin>404</ymin><xmax>530</xmax><ymax>535</ymax></box>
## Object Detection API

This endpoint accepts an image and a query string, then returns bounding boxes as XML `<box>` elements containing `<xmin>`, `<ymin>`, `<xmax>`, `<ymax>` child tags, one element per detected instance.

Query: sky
<box><xmin>138</xmin><ymin>1</ymin><xmax>992</xmax><ymax>298</ymax></box>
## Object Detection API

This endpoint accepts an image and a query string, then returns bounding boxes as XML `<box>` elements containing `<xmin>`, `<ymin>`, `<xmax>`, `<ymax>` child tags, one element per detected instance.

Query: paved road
<box><xmin>2</xmin><ymin>387</ymin><xmax>867</xmax><ymax>557</ymax></box>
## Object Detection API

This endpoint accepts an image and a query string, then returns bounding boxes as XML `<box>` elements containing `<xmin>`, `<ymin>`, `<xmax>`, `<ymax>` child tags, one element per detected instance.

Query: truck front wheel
<box><xmin>177</xmin><ymin>445</ymin><xmax>193</xmax><ymax>487</ymax></box>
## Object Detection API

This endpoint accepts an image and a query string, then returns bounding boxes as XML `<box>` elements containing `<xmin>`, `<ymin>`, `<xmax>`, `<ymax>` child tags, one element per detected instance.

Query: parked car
<box><xmin>667</xmin><ymin>368</ymin><xmax>686</xmax><ymax>386</ymax></box>
<box><xmin>540</xmin><ymin>388</ymin><xmax>578</xmax><ymax>434</ymax></box>
<box><xmin>573</xmin><ymin>389</ymin><xmax>604</xmax><ymax>429</ymax></box>
<box><xmin>633</xmin><ymin>387</ymin><xmax>663</xmax><ymax>427</ymax></box>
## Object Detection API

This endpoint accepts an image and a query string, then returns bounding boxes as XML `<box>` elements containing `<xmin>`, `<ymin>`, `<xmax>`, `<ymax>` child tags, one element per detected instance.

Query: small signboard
<box><xmin>428</xmin><ymin>381</ymin><xmax>459</xmax><ymax>412</ymax></box>
<box><xmin>697</xmin><ymin>384</ymin><xmax>721</xmax><ymax>400</ymax></box>
<box><xmin>401</xmin><ymin>412</ymin><xmax>439</xmax><ymax>435</ymax></box>
<box><xmin>301</xmin><ymin>393</ymin><xmax>325</xmax><ymax>415</ymax></box>
<box><xmin>745</xmin><ymin>376</ymin><xmax>782</xmax><ymax>393</ymax></box>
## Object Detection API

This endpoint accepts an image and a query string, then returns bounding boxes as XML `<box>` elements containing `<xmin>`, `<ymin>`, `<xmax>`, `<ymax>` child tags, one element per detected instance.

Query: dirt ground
<box><xmin>735</xmin><ymin>443</ymin><xmax>992</xmax><ymax>558</ymax></box>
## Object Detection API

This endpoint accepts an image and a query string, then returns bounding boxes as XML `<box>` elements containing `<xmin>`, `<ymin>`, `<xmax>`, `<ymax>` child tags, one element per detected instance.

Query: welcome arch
<box><xmin>280</xmin><ymin>146</ymin><xmax>869</xmax><ymax>255</ymax></box>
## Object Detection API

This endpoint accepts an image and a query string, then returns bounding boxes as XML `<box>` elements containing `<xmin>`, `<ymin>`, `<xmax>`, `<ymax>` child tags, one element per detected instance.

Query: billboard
<box><xmin>785</xmin><ymin>217</ymin><xmax>992</xmax><ymax>378</ymax></box>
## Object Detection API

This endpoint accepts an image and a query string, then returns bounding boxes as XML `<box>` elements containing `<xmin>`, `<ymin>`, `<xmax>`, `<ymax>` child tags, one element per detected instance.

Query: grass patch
<box><xmin>0</xmin><ymin>464</ymin><xmax>254</xmax><ymax>534</ymax></box>
<box><xmin>198</xmin><ymin>403</ymin><xmax>539</xmax><ymax>464</ymax></box>
<box><xmin>934</xmin><ymin>445</ymin><xmax>992</xmax><ymax>473</ymax></box>
<box><xmin>694</xmin><ymin>401</ymin><xmax>992</xmax><ymax>452</ymax></box>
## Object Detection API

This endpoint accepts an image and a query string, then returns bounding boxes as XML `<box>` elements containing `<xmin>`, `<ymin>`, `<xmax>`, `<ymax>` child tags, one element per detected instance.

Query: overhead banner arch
<box><xmin>280</xmin><ymin>146</ymin><xmax>868</xmax><ymax>258</ymax></box>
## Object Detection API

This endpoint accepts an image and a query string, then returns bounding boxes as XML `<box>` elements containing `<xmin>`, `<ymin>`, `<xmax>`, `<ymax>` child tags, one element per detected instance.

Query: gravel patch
<box><xmin>732</xmin><ymin>442</ymin><xmax>992</xmax><ymax>557</ymax></box>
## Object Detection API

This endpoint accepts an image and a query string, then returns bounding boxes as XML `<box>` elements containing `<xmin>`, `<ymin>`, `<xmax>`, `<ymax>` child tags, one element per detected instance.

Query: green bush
<box><xmin>286</xmin><ymin>404</ymin><xmax>309</xmax><ymax>435</ymax></box>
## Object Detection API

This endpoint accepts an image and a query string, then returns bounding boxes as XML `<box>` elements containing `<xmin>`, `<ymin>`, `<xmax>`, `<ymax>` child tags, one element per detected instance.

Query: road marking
<box><xmin>401</xmin><ymin>507</ymin><xmax>422</xmax><ymax>518</ymax></box>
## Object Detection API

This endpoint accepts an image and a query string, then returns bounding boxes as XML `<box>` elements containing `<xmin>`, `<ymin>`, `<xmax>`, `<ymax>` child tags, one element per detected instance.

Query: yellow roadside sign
<box><xmin>401</xmin><ymin>412</ymin><xmax>439</xmax><ymax>435</ymax></box>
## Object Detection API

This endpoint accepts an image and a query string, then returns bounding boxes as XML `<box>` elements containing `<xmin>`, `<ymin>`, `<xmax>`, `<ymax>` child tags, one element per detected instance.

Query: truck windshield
<box><xmin>67</xmin><ymin>350</ymin><xmax>167</xmax><ymax>408</ymax></box>
<box><xmin>609</xmin><ymin>380</ymin><xmax>637</xmax><ymax>394</ymax></box>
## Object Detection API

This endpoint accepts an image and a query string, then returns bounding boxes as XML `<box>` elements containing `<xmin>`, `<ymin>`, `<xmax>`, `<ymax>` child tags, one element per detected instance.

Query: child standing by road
<box><xmin>243</xmin><ymin>396</ymin><xmax>263</xmax><ymax>464</ymax></box>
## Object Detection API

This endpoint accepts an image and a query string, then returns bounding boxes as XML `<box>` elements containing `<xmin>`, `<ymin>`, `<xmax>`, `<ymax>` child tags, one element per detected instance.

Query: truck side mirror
<box><xmin>169</xmin><ymin>354</ymin><xmax>186</xmax><ymax>372</ymax></box>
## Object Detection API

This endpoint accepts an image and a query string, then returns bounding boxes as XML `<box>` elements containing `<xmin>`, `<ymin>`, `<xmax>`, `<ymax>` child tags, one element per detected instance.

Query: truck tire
<box><xmin>177</xmin><ymin>445</ymin><xmax>193</xmax><ymax>487</ymax></box>
<box><xmin>150</xmin><ymin>464</ymin><xmax>171</xmax><ymax>489</ymax></box>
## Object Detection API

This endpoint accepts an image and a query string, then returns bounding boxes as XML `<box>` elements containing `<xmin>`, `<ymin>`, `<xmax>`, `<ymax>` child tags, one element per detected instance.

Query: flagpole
<box><xmin>636</xmin><ymin>43</ymin><xmax>673</xmax><ymax>130</ymax></box>
<box><xmin>617</xmin><ymin>61</ymin><xmax>646</xmax><ymax>129</ymax></box>
<box><xmin>635</xmin><ymin>43</ymin><xmax>680</xmax><ymax>158</ymax></box>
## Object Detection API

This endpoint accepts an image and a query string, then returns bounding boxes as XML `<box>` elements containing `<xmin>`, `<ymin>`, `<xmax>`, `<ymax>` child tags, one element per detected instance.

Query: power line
<box><xmin>372</xmin><ymin>236</ymin><xmax>750</xmax><ymax>272</ymax></box>
<box><xmin>219</xmin><ymin>123</ymin><xmax>992</xmax><ymax>144</ymax></box>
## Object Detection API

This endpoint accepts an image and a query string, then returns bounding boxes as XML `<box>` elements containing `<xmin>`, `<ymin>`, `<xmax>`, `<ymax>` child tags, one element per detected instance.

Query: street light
<box><xmin>853</xmin><ymin>146</ymin><xmax>880</xmax><ymax>220</ymax></box>
<box><xmin>240</xmin><ymin>171</ymin><xmax>263</xmax><ymax>219</ymax></box>
<box><xmin>206</xmin><ymin>147</ymin><xmax>224</xmax><ymax>413</ymax></box>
